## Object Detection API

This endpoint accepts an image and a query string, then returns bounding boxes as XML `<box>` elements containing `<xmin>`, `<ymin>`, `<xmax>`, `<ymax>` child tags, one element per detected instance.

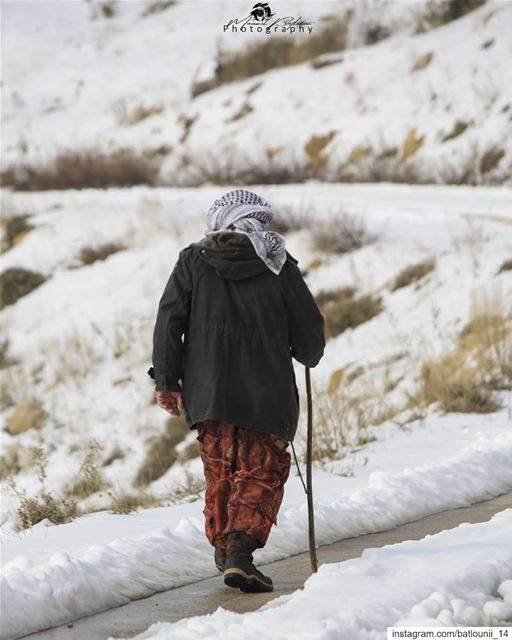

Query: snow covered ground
<box><xmin>114</xmin><ymin>510</ymin><xmax>512</xmax><ymax>640</ymax></box>
<box><xmin>2</xmin><ymin>407</ymin><xmax>511</xmax><ymax>639</ymax></box>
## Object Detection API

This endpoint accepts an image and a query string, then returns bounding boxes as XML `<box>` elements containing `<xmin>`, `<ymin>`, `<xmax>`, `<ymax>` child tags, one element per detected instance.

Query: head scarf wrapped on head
<box><xmin>206</xmin><ymin>189</ymin><xmax>286</xmax><ymax>275</ymax></box>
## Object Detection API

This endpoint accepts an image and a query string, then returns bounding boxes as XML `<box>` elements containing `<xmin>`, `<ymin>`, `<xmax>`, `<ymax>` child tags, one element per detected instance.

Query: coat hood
<box><xmin>194</xmin><ymin>244</ymin><xmax>270</xmax><ymax>281</ymax></box>
<box><xmin>191</xmin><ymin>233</ymin><xmax>297</xmax><ymax>281</ymax></box>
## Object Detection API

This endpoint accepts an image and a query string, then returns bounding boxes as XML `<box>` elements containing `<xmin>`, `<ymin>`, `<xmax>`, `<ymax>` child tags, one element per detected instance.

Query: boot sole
<box><xmin>224</xmin><ymin>567</ymin><xmax>273</xmax><ymax>593</ymax></box>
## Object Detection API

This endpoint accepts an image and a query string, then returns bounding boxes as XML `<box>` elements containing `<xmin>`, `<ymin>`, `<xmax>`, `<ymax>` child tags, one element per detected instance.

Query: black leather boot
<box><xmin>214</xmin><ymin>547</ymin><xmax>226</xmax><ymax>573</ymax></box>
<box><xmin>223</xmin><ymin>531</ymin><xmax>273</xmax><ymax>593</ymax></box>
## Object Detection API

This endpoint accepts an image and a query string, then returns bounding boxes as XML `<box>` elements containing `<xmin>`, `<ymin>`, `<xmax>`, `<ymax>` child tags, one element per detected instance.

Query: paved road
<box><xmin>25</xmin><ymin>491</ymin><xmax>512</xmax><ymax>640</ymax></box>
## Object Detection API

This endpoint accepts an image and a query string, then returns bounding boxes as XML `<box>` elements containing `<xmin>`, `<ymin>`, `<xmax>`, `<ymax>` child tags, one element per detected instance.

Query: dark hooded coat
<box><xmin>148</xmin><ymin>232</ymin><xmax>325</xmax><ymax>441</ymax></box>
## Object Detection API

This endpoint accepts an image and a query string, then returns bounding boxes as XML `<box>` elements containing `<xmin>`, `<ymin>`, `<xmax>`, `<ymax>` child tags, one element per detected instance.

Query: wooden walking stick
<box><xmin>305</xmin><ymin>366</ymin><xmax>318</xmax><ymax>573</ymax></box>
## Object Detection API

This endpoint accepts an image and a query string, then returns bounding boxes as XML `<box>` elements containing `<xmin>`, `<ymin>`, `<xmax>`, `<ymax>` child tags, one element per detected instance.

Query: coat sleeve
<box><xmin>282</xmin><ymin>261</ymin><xmax>326</xmax><ymax>368</ymax></box>
<box><xmin>148</xmin><ymin>250</ymin><xmax>192</xmax><ymax>391</ymax></box>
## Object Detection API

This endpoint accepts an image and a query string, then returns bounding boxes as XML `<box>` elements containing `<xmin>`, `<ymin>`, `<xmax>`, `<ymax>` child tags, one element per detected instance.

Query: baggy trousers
<box><xmin>195</xmin><ymin>419</ymin><xmax>292</xmax><ymax>550</ymax></box>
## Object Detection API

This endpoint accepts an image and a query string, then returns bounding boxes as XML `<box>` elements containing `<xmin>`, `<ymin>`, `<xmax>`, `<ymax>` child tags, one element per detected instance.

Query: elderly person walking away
<box><xmin>148</xmin><ymin>189</ymin><xmax>325</xmax><ymax>593</ymax></box>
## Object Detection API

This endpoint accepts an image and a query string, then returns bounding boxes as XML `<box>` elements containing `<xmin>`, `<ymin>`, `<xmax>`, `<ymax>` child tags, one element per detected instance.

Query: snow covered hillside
<box><xmin>1</xmin><ymin>182</ymin><xmax>511</xmax><ymax>531</ymax></box>
<box><xmin>2</xmin><ymin>0</ymin><xmax>511</xmax><ymax>185</ymax></box>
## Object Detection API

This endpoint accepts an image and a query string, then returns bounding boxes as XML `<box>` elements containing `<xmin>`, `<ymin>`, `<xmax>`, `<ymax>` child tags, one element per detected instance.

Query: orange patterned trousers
<box><xmin>195</xmin><ymin>419</ymin><xmax>292</xmax><ymax>550</ymax></box>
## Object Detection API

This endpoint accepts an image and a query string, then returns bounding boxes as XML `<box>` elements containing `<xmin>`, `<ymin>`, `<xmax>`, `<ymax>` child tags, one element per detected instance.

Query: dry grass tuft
<box><xmin>413</xmin><ymin>290</ymin><xmax>510</xmax><ymax>413</ymax></box>
<box><xmin>442</xmin><ymin>120</ymin><xmax>470</xmax><ymax>143</ymax></box>
<box><xmin>8</xmin><ymin>449</ymin><xmax>77</xmax><ymax>530</ymax></box>
<box><xmin>296</xmin><ymin>384</ymin><xmax>395</xmax><ymax>463</ymax></box>
<box><xmin>227</xmin><ymin>102</ymin><xmax>253</xmax><ymax>122</ymax></box>
<box><xmin>167</xmin><ymin>470</ymin><xmax>205</xmax><ymax>504</ymax></box>
<box><xmin>400</xmin><ymin>128</ymin><xmax>425</xmax><ymax>163</ymax></box>
<box><xmin>418</xmin><ymin>352</ymin><xmax>500</xmax><ymax>413</ymax></box>
<box><xmin>479</xmin><ymin>146</ymin><xmax>505</xmax><ymax>174</ymax></box>
<box><xmin>414</xmin><ymin>0</ymin><xmax>487</xmax><ymax>32</ymax></box>
<box><xmin>304</xmin><ymin>131</ymin><xmax>337</xmax><ymax>168</ymax></box>
<box><xmin>315</xmin><ymin>287</ymin><xmax>355</xmax><ymax>308</ymax></box>
<box><xmin>0</xmin><ymin>444</ymin><xmax>38</xmax><ymax>480</ymax></box>
<box><xmin>459</xmin><ymin>294</ymin><xmax>512</xmax><ymax>386</ymax></box>
<box><xmin>411</xmin><ymin>51</ymin><xmax>434</xmax><ymax>72</ymax></box>
<box><xmin>124</xmin><ymin>103</ymin><xmax>164</xmax><ymax>125</ymax></box>
<box><xmin>0</xmin><ymin>268</ymin><xmax>46</xmax><ymax>309</ymax></box>
<box><xmin>316</xmin><ymin>288</ymin><xmax>382</xmax><ymax>339</ymax></box>
<box><xmin>498</xmin><ymin>258</ymin><xmax>512</xmax><ymax>274</ymax></box>
<box><xmin>65</xmin><ymin>441</ymin><xmax>106</xmax><ymax>500</ymax></box>
<box><xmin>1</xmin><ymin>213</ymin><xmax>33</xmax><ymax>253</ymax></box>
<box><xmin>79</xmin><ymin>242</ymin><xmax>124</xmax><ymax>266</ymax></box>
<box><xmin>347</xmin><ymin>145</ymin><xmax>372</xmax><ymax>164</ymax></box>
<box><xmin>140</xmin><ymin>1</ymin><xmax>176</xmax><ymax>17</ymax></box>
<box><xmin>108</xmin><ymin>490</ymin><xmax>161</xmax><ymax>514</ymax></box>
<box><xmin>311</xmin><ymin>213</ymin><xmax>376</xmax><ymax>254</ymax></box>
<box><xmin>392</xmin><ymin>258</ymin><xmax>435</xmax><ymax>291</ymax></box>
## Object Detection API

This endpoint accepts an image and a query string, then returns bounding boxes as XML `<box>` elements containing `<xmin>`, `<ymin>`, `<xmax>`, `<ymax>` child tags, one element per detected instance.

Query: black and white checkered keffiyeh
<box><xmin>206</xmin><ymin>189</ymin><xmax>286</xmax><ymax>275</ymax></box>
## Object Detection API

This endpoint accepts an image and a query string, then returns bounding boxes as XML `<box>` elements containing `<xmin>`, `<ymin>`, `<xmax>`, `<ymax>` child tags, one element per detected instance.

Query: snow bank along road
<box><xmin>22</xmin><ymin>491</ymin><xmax>512</xmax><ymax>640</ymax></box>
<box><xmin>3</xmin><ymin>428</ymin><xmax>512</xmax><ymax>639</ymax></box>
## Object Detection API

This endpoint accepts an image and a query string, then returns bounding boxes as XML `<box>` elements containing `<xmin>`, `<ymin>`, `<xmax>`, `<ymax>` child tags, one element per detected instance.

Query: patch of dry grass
<box><xmin>418</xmin><ymin>352</ymin><xmax>500</xmax><ymax>413</ymax></box>
<box><xmin>109</xmin><ymin>470</ymin><xmax>204</xmax><ymax>514</ymax></box>
<box><xmin>296</xmin><ymin>383</ymin><xmax>396</xmax><ymax>463</ymax></box>
<box><xmin>479</xmin><ymin>146</ymin><xmax>505</xmax><ymax>174</ymax></box>
<box><xmin>304</xmin><ymin>131</ymin><xmax>337</xmax><ymax>169</ymax></box>
<box><xmin>316</xmin><ymin>287</ymin><xmax>383</xmax><ymax>339</ymax></box>
<box><xmin>442</xmin><ymin>120</ymin><xmax>470</xmax><ymax>143</ymax></box>
<box><xmin>108</xmin><ymin>489</ymin><xmax>161</xmax><ymax>514</ymax></box>
<box><xmin>167</xmin><ymin>470</ymin><xmax>205</xmax><ymax>504</ymax></box>
<box><xmin>0</xmin><ymin>267</ymin><xmax>46</xmax><ymax>309</ymax></box>
<box><xmin>8</xmin><ymin>449</ymin><xmax>78</xmax><ymax>530</ymax></box>
<box><xmin>411</xmin><ymin>51</ymin><xmax>434</xmax><ymax>72</ymax></box>
<box><xmin>140</xmin><ymin>0</ymin><xmax>176</xmax><ymax>17</ymax></box>
<box><xmin>192</xmin><ymin>11</ymin><xmax>353</xmax><ymax>97</ymax></box>
<box><xmin>460</xmin><ymin>293</ymin><xmax>512</xmax><ymax>386</ymax></box>
<box><xmin>498</xmin><ymin>258</ymin><xmax>512</xmax><ymax>274</ymax></box>
<box><xmin>1</xmin><ymin>148</ymin><xmax>160</xmax><ymax>190</ymax></box>
<box><xmin>413</xmin><ymin>290</ymin><xmax>510</xmax><ymax>413</ymax></box>
<box><xmin>399</xmin><ymin>128</ymin><xmax>425</xmax><ymax>163</ymax></box>
<box><xmin>311</xmin><ymin>213</ymin><xmax>376</xmax><ymax>254</ymax></box>
<box><xmin>125</xmin><ymin>103</ymin><xmax>164</xmax><ymax>125</ymax></box>
<box><xmin>166</xmin><ymin>140</ymin><xmax>509</xmax><ymax>188</ymax></box>
<box><xmin>173</xmin><ymin>149</ymin><xmax>319</xmax><ymax>187</ymax></box>
<box><xmin>65</xmin><ymin>441</ymin><xmax>106</xmax><ymax>500</ymax></box>
<box><xmin>79</xmin><ymin>242</ymin><xmax>124</xmax><ymax>266</ymax></box>
<box><xmin>1</xmin><ymin>211</ymin><xmax>33</xmax><ymax>253</ymax></box>
<box><xmin>392</xmin><ymin>258</ymin><xmax>436</xmax><ymax>291</ymax></box>
<box><xmin>414</xmin><ymin>0</ymin><xmax>487</xmax><ymax>32</ymax></box>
